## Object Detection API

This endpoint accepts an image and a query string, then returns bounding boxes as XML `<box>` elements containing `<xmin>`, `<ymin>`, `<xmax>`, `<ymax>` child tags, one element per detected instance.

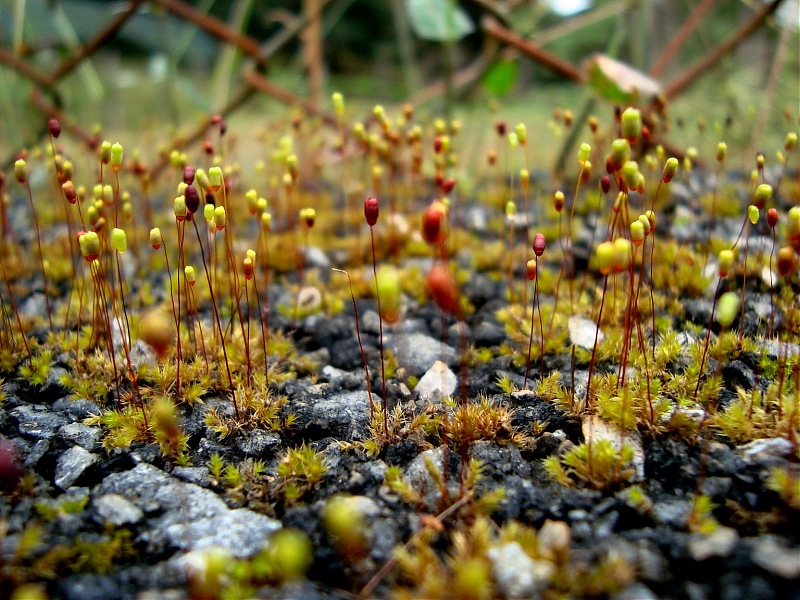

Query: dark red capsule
<box><xmin>183</xmin><ymin>167</ymin><xmax>196</xmax><ymax>185</ymax></box>
<box><xmin>364</xmin><ymin>196</ymin><xmax>379</xmax><ymax>227</ymax></box>
<box><xmin>767</xmin><ymin>208</ymin><xmax>778</xmax><ymax>229</ymax></box>
<box><xmin>48</xmin><ymin>118</ymin><xmax>61</xmax><ymax>139</ymax></box>
<box><xmin>185</xmin><ymin>185</ymin><xmax>200</xmax><ymax>214</ymax></box>
<box><xmin>533</xmin><ymin>233</ymin><xmax>546</xmax><ymax>257</ymax></box>
<box><xmin>600</xmin><ymin>175</ymin><xmax>611</xmax><ymax>194</ymax></box>
<box><xmin>443</xmin><ymin>177</ymin><xmax>456</xmax><ymax>194</ymax></box>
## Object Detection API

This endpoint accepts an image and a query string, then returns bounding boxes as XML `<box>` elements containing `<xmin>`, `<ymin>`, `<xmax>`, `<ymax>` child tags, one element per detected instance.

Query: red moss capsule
<box><xmin>434</xmin><ymin>136</ymin><xmax>443</xmax><ymax>154</ymax></box>
<box><xmin>767</xmin><ymin>208</ymin><xmax>778</xmax><ymax>229</ymax></box>
<box><xmin>203</xmin><ymin>140</ymin><xmax>214</xmax><ymax>155</ymax></box>
<box><xmin>427</xmin><ymin>264</ymin><xmax>460</xmax><ymax>317</ymax></box>
<box><xmin>185</xmin><ymin>185</ymin><xmax>200</xmax><ymax>214</ymax></box>
<box><xmin>526</xmin><ymin>259</ymin><xmax>537</xmax><ymax>280</ymax></box>
<box><xmin>62</xmin><ymin>180</ymin><xmax>77</xmax><ymax>204</ymax></box>
<box><xmin>364</xmin><ymin>196</ymin><xmax>379</xmax><ymax>226</ymax></box>
<box><xmin>183</xmin><ymin>166</ymin><xmax>196</xmax><ymax>185</ymax></box>
<box><xmin>533</xmin><ymin>233</ymin><xmax>546</xmax><ymax>257</ymax></box>
<box><xmin>48</xmin><ymin>118</ymin><xmax>61</xmax><ymax>139</ymax></box>
<box><xmin>495</xmin><ymin>121</ymin><xmax>506</xmax><ymax>137</ymax></box>
<box><xmin>243</xmin><ymin>257</ymin><xmax>255</xmax><ymax>280</ymax></box>
<box><xmin>434</xmin><ymin>171</ymin><xmax>444</xmax><ymax>190</ymax></box>
<box><xmin>443</xmin><ymin>177</ymin><xmax>456</xmax><ymax>194</ymax></box>
<box><xmin>777</xmin><ymin>246</ymin><xmax>796</xmax><ymax>277</ymax></box>
<box><xmin>422</xmin><ymin>202</ymin><xmax>446</xmax><ymax>246</ymax></box>
<box><xmin>600</xmin><ymin>175</ymin><xmax>611</xmax><ymax>194</ymax></box>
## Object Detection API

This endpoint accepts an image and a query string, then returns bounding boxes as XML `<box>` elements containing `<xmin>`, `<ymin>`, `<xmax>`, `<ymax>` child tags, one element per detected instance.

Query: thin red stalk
<box><xmin>0</xmin><ymin>254</ymin><xmax>33</xmax><ymax>363</ymax></box>
<box><xmin>370</xmin><ymin>226</ymin><xmax>389</xmax><ymax>436</ymax></box>
<box><xmin>694</xmin><ymin>278</ymin><xmax>723</xmax><ymax>402</ymax></box>
<box><xmin>24</xmin><ymin>181</ymin><xmax>52</xmax><ymax>331</ymax></box>
<box><xmin>251</xmin><ymin>273</ymin><xmax>269</xmax><ymax>380</ymax></box>
<box><xmin>333</xmin><ymin>268</ymin><xmax>375</xmax><ymax>419</ymax></box>
<box><xmin>191</xmin><ymin>218</ymin><xmax>238</xmax><ymax>419</ymax></box>
<box><xmin>161</xmin><ymin>242</ymin><xmax>181</xmax><ymax>400</ymax></box>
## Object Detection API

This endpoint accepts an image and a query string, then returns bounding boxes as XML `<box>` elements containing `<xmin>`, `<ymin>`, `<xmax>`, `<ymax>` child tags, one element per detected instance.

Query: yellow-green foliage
<box><xmin>544</xmin><ymin>439</ymin><xmax>635</xmax><ymax>490</ymax></box>
<box><xmin>277</xmin><ymin>444</ymin><xmax>327</xmax><ymax>503</ymax></box>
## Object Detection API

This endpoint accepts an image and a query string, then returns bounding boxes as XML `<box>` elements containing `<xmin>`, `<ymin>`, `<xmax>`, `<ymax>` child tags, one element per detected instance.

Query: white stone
<box><xmin>568</xmin><ymin>316</ymin><xmax>603</xmax><ymax>350</ymax></box>
<box><xmin>415</xmin><ymin>361</ymin><xmax>457</xmax><ymax>402</ymax></box>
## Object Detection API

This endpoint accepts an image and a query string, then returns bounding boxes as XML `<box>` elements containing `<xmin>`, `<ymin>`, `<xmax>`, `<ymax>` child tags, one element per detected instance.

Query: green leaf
<box><xmin>406</xmin><ymin>0</ymin><xmax>475</xmax><ymax>42</ymax></box>
<box><xmin>483</xmin><ymin>59</ymin><xmax>518</xmax><ymax>97</ymax></box>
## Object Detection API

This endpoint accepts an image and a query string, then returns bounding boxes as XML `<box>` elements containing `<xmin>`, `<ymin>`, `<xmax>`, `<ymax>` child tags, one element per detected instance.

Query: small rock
<box><xmin>721</xmin><ymin>360</ymin><xmax>755</xmax><ymax>391</ymax></box>
<box><xmin>129</xmin><ymin>339</ymin><xmax>157</xmax><ymax>370</ymax></box>
<box><xmin>59</xmin><ymin>423</ymin><xmax>101</xmax><ymax>450</ymax></box>
<box><xmin>538</xmin><ymin>520</ymin><xmax>571</xmax><ymax>559</ymax></box>
<box><xmin>52</xmin><ymin>398</ymin><xmax>103</xmax><ymax>421</ymax></box>
<box><xmin>415</xmin><ymin>361</ymin><xmax>457</xmax><ymax>402</ymax></box>
<box><xmin>388</xmin><ymin>331</ymin><xmax>458</xmax><ymax>377</ymax></box>
<box><xmin>11</xmin><ymin>405</ymin><xmax>67</xmax><ymax>439</ymax></box>
<box><xmin>55</xmin><ymin>445</ymin><xmax>98</xmax><ymax>490</ymax></box>
<box><xmin>613</xmin><ymin>584</ymin><xmax>658</xmax><ymax>600</ymax></box>
<box><xmin>688</xmin><ymin>526</ymin><xmax>739</xmax><ymax>561</ymax></box>
<box><xmin>583</xmin><ymin>416</ymin><xmax>645</xmax><ymax>482</ymax></box>
<box><xmin>403</xmin><ymin>447</ymin><xmax>457</xmax><ymax>510</ymax></box>
<box><xmin>94</xmin><ymin>493</ymin><xmax>144</xmax><ymax>526</ymax></box>
<box><xmin>303</xmin><ymin>245</ymin><xmax>330</xmax><ymax>270</ymax></box>
<box><xmin>488</xmin><ymin>542</ymin><xmax>554</xmax><ymax>598</ymax></box>
<box><xmin>171</xmin><ymin>466</ymin><xmax>212</xmax><ymax>487</ymax></box>
<box><xmin>236</xmin><ymin>430</ymin><xmax>281</xmax><ymax>456</ymax></box>
<box><xmin>652</xmin><ymin>499</ymin><xmax>692</xmax><ymax>528</ymax></box>
<box><xmin>568</xmin><ymin>316</ymin><xmax>603</xmax><ymax>350</ymax></box>
<box><xmin>738</xmin><ymin>437</ymin><xmax>795</xmax><ymax>466</ymax></box>
<box><xmin>762</xmin><ymin>339</ymin><xmax>800</xmax><ymax>361</ymax></box>
<box><xmin>472</xmin><ymin>321</ymin><xmax>505</xmax><ymax>347</ymax></box>
<box><xmin>295</xmin><ymin>390</ymin><xmax>371</xmax><ymax>441</ymax></box>
<box><xmin>751</xmin><ymin>537</ymin><xmax>800</xmax><ymax>579</ymax></box>
<box><xmin>24</xmin><ymin>439</ymin><xmax>50</xmax><ymax>468</ymax></box>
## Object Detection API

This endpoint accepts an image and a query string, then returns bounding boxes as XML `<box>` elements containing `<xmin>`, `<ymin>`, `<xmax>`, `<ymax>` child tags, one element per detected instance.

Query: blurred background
<box><xmin>0</xmin><ymin>0</ymin><xmax>797</xmax><ymax>171</ymax></box>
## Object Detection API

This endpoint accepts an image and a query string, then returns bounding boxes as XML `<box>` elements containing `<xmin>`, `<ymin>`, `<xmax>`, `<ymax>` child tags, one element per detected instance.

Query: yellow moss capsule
<box><xmin>716</xmin><ymin>291</ymin><xmax>741</xmax><ymax>329</ymax></box>
<box><xmin>100</xmin><ymin>141</ymin><xmax>111</xmax><ymax>164</ymax></box>
<box><xmin>663</xmin><ymin>157</ymin><xmax>679</xmax><ymax>182</ymax></box>
<box><xmin>246</xmin><ymin>189</ymin><xmax>258</xmax><ymax>214</ymax></box>
<box><xmin>213</xmin><ymin>205</ymin><xmax>226</xmax><ymax>230</ymax></box>
<box><xmin>612</xmin><ymin>238</ymin><xmax>632</xmax><ymax>273</ymax></box>
<box><xmin>174</xmin><ymin>196</ymin><xmax>187</xmax><ymax>221</ymax></box>
<box><xmin>204</xmin><ymin>203</ymin><xmax>215</xmax><ymax>224</ymax></box>
<box><xmin>14</xmin><ymin>159</ymin><xmax>27</xmax><ymax>184</ymax></box>
<box><xmin>376</xmin><ymin>265</ymin><xmax>401</xmax><ymax>324</ymax></box>
<box><xmin>596</xmin><ymin>241</ymin><xmax>615</xmax><ymax>276</ymax></box>
<box><xmin>716</xmin><ymin>142</ymin><xmax>727</xmax><ymax>163</ymax></box>
<box><xmin>718</xmin><ymin>249</ymin><xmax>735</xmax><ymax>277</ymax></box>
<box><xmin>515</xmin><ymin>123</ymin><xmax>527</xmax><ymax>145</ymax></box>
<box><xmin>246</xmin><ymin>248</ymin><xmax>256</xmax><ymax>262</ymax></box>
<box><xmin>621</xmin><ymin>107</ymin><xmax>641</xmax><ymax>141</ymax></box>
<box><xmin>150</xmin><ymin>227</ymin><xmax>163</xmax><ymax>249</ymax></box>
<box><xmin>578</xmin><ymin>143</ymin><xmax>591</xmax><ymax>164</ymax></box>
<box><xmin>111</xmin><ymin>142</ymin><xmax>123</xmax><ymax>170</ymax></box>
<box><xmin>754</xmin><ymin>183</ymin><xmax>772</xmax><ymax>209</ymax></box>
<box><xmin>622</xmin><ymin>161</ymin><xmax>640</xmax><ymax>190</ymax></box>
<box><xmin>332</xmin><ymin>92</ymin><xmax>344</xmax><ymax>117</ymax></box>
<box><xmin>196</xmin><ymin>168</ymin><xmax>211</xmax><ymax>191</ymax></box>
<box><xmin>748</xmin><ymin>205</ymin><xmax>759</xmax><ymax>225</ymax></box>
<box><xmin>610</xmin><ymin>139</ymin><xmax>630</xmax><ymax>169</ymax></box>
<box><xmin>785</xmin><ymin>132</ymin><xmax>798</xmax><ymax>152</ymax></box>
<box><xmin>508</xmin><ymin>133</ymin><xmax>518</xmax><ymax>149</ymax></box>
<box><xmin>185</xmin><ymin>265</ymin><xmax>196</xmax><ymax>286</ymax></box>
<box><xmin>79</xmin><ymin>231</ymin><xmax>101</xmax><ymax>262</ymax></box>
<box><xmin>208</xmin><ymin>166</ymin><xmax>222</xmax><ymax>191</ymax></box>
<box><xmin>111</xmin><ymin>228</ymin><xmax>127</xmax><ymax>253</ymax></box>
<box><xmin>261</xmin><ymin>212</ymin><xmax>272</xmax><ymax>232</ymax></box>
<box><xmin>630</xmin><ymin>220</ymin><xmax>645</xmax><ymax>246</ymax></box>
<box><xmin>505</xmin><ymin>201</ymin><xmax>516</xmax><ymax>218</ymax></box>
<box><xmin>553</xmin><ymin>191</ymin><xmax>565</xmax><ymax>213</ymax></box>
<box><xmin>243</xmin><ymin>257</ymin><xmax>255</xmax><ymax>280</ymax></box>
<box><xmin>519</xmin><ymin>169</ymin><xmax>530</xmax><ymax>190</ymax></box>
<box><xmin>638</xmin><ymin>214</ymin><xmax>651</xmax><ymax>235</ymax></box>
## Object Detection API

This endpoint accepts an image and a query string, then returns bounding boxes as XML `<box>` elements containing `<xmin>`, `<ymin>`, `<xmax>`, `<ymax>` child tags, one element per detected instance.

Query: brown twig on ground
<box><xmin>648</xmin><ymin>0</ymin><xmax>716</xmax><ymax>79</ymax></box>
<box><xmin>663</xmin><ymin>0</ymin><xmax>786</xmax><ymax>100</ymax></box>
<box><xmin>154</xmin><ymin>0</ymin><xmax>265</xmax><ymax>62</ymax></box>
<box><xmin>49</xmin><ymin>0</ymin><xmax>147</xmax><ymax>84</ymax></box>
<box><xmin>481</xmin><ymin>15</ymin><xmax>585</xmax><ymax>83</ymax></box>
